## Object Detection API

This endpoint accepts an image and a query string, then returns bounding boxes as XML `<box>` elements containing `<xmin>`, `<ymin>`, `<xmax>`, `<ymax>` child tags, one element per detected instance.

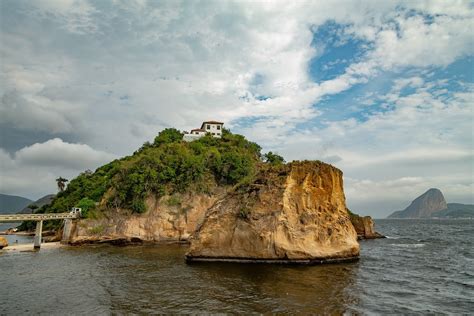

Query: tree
<box><xmin>56</xmin><ymin>177</ymin><xmax>69</xmax><ymax>192</ymax></box>
<box><xmin>76</xmin><ymin>197</ymin><xmax>96</xmax><ymax>218</ymax></box>
<box><xmin>28</xmin><ymin>204</ymin><xmax>38</xmax><ymax>212</ymax></box>
<box><xmin>153</xmin><ymin>128</ymin><xmax>183</xmax><ymax>146</ymax></box>
<box><xmin>263</xmin><ymin>152</ymin><xmax>285</xmax><ymax>165</ymax></box>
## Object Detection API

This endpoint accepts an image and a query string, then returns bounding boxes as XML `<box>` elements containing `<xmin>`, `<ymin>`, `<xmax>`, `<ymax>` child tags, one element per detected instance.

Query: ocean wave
<box><xmin>392</xmin><ymin>243</ymin><xmax>425</xmax><ymax>248</ymax></box>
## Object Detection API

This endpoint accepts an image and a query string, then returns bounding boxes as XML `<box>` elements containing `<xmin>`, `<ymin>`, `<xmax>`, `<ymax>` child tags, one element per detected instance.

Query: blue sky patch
<box><xmin>308</xmin><ymin>21</ymin><xmax>370</xmax><ymax>83</ymax></box>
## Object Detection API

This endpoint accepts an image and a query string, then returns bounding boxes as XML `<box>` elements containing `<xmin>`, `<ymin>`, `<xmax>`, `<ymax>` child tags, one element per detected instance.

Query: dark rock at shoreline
<box><xmin>69</xmin><ymin>236</ymin><xmax>146</xmax><ymax>246</ymax></box>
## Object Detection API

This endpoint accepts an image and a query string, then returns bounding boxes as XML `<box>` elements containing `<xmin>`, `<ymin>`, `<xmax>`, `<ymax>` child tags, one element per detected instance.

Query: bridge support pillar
<box><xmin>34</xmin><ymin>220</ymin><xmax>43</xmax><ymax>249</ymax></box>
<box><xmin>62</xmin><ymin>219</ymin><xmax>73</xmax><ymax>244</ymax></box>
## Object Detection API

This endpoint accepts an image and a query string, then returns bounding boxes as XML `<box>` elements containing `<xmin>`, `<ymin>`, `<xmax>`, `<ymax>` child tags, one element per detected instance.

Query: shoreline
<box><xmin>0</xmin><ymin>231</ymin><xmax>35</xmax><ymax>236</ymax></box>
<box><xmin>185</xmin><ymin>255</ymin><xmax>360</xmax><ymax>265</ymax></box>
<box><xmin>1</xmin><ymin>241</ymin><xmax>64</xmax><ymax>252</ymax></box>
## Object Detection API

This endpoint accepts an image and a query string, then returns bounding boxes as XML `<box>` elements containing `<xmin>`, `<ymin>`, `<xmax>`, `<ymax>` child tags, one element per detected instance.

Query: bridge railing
<box><xmin>0</xmin><ymin>212</ymin><xmax>80</xmax><ymax>222</ymax></box>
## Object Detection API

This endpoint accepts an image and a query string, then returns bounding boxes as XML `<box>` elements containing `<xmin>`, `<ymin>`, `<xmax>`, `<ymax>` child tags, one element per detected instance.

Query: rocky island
<box><xmin>186</xmin><ymin>161</ymin><xmax>359</xmax><ymax>263</ymax></box>
<box><xmin>15</xmin><ymin>126</ymin><xmax>381</xmax><ymax>263</ymax></box>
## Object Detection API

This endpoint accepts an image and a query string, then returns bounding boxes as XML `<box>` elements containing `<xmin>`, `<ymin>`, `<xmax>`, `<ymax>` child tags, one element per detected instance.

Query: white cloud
<box><xmin>0</xmin><ymin>91</ymin><xmax>81</xmax><ymax>133</ymax></box>
<box><xmin>15</xmin><ymin>138</ymin><xmax>116</xmax><ymax>169</ymax></box>
<box><xmin>0</xmin><ymin>139</ymin><xmax>116</xmax><ymax>198</ymax></box>
<box><xmin>28</xmin><ymin>0</ymin><xmax>99</xmax><ymax>34</ymax></box>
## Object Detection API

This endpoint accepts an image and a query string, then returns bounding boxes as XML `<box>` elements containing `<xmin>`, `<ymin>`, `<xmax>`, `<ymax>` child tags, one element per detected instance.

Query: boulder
<box><xmin>349</xmin><ymin>212</ymin><xmax>385</xmax><ymax>239</ymax></box>
<box><xmin>0</xmin><ymin>236</ymin><xmax>8</xmax><ymax>249</ymax></box>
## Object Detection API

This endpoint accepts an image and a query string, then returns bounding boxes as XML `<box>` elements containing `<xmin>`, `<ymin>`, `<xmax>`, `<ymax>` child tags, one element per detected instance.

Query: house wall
<box><xmin>191</xmin><ymin>130</ymin><xmax>206</xmax><ymax>135</ymax></box>
<box><xmin>203</xmin><ymin>123</ymin><xmax>222</xmax><ymax>138</ymax></box>
<box><xmin>183</xmin><ymin>134</ymin><xmax>202</xmax><ymax>142</ymax></box>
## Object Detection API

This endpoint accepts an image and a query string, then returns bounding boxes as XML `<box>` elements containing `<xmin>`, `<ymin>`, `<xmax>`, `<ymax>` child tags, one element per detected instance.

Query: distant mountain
<box><xmin>388</xmin><ymin>188</ymin><xmax>447</xmax><ymax>218</ymax></box>
<box><xmin>432</xmin><ymin>203</ymin><xmax>474</xmax><ymax>219</ymax></box>
<box><xmin>0</xmin><ymin>193</ymin><xmax>32</xmax><ymax>214</ymax></box>
<box><xmin>18</xmin><ymin>194</ymin><xmax>55</xmax><ymax>214</ymax></box>
<box><xmin>388</xmin><ymin>189</ymin><xmax>474</xmax><ymax>219</ymax></box>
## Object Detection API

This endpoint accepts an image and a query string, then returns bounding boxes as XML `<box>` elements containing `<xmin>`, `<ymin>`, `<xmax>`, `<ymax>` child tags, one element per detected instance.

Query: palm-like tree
<box><xmin>56</xmin><ymin>177</ymin><xmax>69</xmax><ymax>192</ymax></box>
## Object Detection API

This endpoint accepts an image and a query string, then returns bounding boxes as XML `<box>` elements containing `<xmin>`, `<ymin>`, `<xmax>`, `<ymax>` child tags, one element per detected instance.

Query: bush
<box><xmin>263</xmin><ymin>152</ymin><xmax>285</xmax><ymax>165</ymax></box>
<box><xmin>88</xmin><ymin>225</ymin><xmax>105</xmax><ymax>235</ymax></box>
<box><xmin>238</xmin><ymin>207</ymin><xmax>251</xmax><ymax>220</ymax></box>
<box><xmin>76</xmin><ymin>197</ymin><xmax>96</xmax><ymax>218</ymax></box>
<box><xmin>166</xmin><ymin>195</ymin><xmax>182</xmax><ymax>207</ymax></box>
<box><xmin>153</xmin><ymin>128</ymin><xmax>183</xmax><ymax>146</ymax></box>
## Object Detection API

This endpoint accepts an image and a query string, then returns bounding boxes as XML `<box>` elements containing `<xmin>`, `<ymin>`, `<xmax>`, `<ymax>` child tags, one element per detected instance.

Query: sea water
<box><xmin>0</xmin><ymin>219</ymin><xmax>473</xmax><ymax>314</ymax></box>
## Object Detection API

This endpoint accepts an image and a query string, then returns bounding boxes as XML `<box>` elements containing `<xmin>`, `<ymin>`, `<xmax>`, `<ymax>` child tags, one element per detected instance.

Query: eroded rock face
<box><xmin>186</xmin><ymin>161</ymin><xmax>360</xmax><ymax>263</ymax></box>
<box><xmin>70</xmin><ymin>190</ymin><xmax>226</xmax><ymax>244</ymax></box>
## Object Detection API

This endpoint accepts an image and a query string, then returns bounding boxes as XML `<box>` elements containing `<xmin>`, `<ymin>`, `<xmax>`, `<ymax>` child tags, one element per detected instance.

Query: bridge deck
<box><xmin>0</xmin><ymin>213</ymin><xmax>79</xmax><ymax>222</ymax></box>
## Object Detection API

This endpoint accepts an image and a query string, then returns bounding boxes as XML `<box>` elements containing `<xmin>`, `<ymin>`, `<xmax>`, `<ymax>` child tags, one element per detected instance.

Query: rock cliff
<box><xmin>388</xmin><ymin>188</ymin><xmax>448</xmax><ymax>218</ymax></box>
<box><xmin>70</xmin><ymin>189</ymin><xmax>227</xmax><ymax>245</ymax></box>
<box><xmin>185</xmin><ymin>161</ymin><xmax>359</xmax><ymax>263</ymax></box>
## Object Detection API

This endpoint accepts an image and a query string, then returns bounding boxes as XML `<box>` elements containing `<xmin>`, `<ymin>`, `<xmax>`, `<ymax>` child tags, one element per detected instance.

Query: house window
<box><xmin>206</xmin><ymin>124</ymin><xmax>210</xmax><ymax>130</ymax></box>
<box><xmin>217</xmin><ymin>125</ymin><xmax>221</xmax><ymax>130</ymax></box>
<box><xmin>212</xmin><ymin>133</ymin><xmax>215</xmax><ymax>135</ymax></box>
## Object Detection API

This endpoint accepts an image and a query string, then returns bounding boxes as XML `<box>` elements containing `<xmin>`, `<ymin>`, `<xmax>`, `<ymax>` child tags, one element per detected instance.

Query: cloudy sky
<box><xmin>1</xmin><ymin>0</ymin><xmax>473</xmax><ymax>217</ymax></box>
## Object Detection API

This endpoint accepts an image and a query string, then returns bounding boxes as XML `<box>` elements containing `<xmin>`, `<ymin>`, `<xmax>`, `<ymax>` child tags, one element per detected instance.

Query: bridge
<box><xmin>0</xmin><ymin>212</ymin><xmax>81</xmax><ymax>249</ymax></box>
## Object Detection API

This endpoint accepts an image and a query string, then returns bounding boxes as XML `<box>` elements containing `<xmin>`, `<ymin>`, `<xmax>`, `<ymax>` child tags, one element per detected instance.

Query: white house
<box><xmin>183</xmin><ymin>121</ymin><xmax>224</xmax><ymax>141</ymax></box>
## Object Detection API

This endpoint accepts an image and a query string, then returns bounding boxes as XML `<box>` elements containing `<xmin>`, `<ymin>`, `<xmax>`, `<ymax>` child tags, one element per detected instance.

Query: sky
<box><xmin>0</xmin><ymin>0</ymin><xmax>473</xmax><ymax>217</ymax></box>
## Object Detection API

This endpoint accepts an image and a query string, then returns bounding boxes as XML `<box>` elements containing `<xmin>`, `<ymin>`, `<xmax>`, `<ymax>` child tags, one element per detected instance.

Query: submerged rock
<box><xmin>185</xmin><ymin>161</ymin><xmax>360</xmax><ymax>264</ymax></box>
<box><xmin>0</xmin><ymin>236</ymin><xmax>8</xmax><ymax>249</ymax></box>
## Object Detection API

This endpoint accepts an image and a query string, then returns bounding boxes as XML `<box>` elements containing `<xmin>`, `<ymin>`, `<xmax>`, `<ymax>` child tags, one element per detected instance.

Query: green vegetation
<box><xmin>56</xmin><ymin>177</ymin><xmax>68</xmax><ymax>192</ymax></box>
<box><xmin>238</xmin><ymin>207</ymin><xmax>251</xmax><ymax>220</ymax></box>
<box><xmin>21</xmin><ymin>128</ymin><xmax>274</xmax><ymax>230</ymax></box>
<box><xmin>76</xmin><ymin>197</ymin><xmax>96</xmax><ymax>218</ymax></box>
<box><xmin>28</xmin><ymin>204</ymin><xmax>39</xmax><ymax>211</ymax></box>
<box><xmin>263</xmin><ymin>151</ymin><xmax>285</xmax><ymax>165</ymax></box>
<box><xmin>166</xmin><ymin>195</ymin><xmax>182</xmax><ymax>207</ymax></box>
<box><xmin>88</xmin><ymin>225</ymin><xmax>105</xmax><ymax>235</ymax></box>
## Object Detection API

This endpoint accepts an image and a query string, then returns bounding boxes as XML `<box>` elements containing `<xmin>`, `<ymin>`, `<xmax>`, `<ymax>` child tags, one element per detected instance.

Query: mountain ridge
<box><xmin>0</xmin><ymin>193</ymin><xmax>32</xmax><ymax>215</ymax></box>
<box><xmin>18</xmin><ymin>194</ymin><xmax>55</xmax><ymax>214</ymax></box>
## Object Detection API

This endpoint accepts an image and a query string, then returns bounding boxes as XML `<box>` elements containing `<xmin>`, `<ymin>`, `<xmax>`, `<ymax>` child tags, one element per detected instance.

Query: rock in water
<box><xmin>0</xmin><ymin>236</ymin><xmax>8</xmax><ymax>249</ymax></box>
<box><xmin>186</xmin><ymin>161</ymin><xmax>360</xmax><ymax>264</ymax></box>
<box><xmin>348</xmin><ymin>212</ymin><xmax>385</xmax><ymax>239</ymax></box>
<box><xmin>388</xmin><ymin>188</ymin><xmax>448</xmax><ymax>218</ymax></box>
